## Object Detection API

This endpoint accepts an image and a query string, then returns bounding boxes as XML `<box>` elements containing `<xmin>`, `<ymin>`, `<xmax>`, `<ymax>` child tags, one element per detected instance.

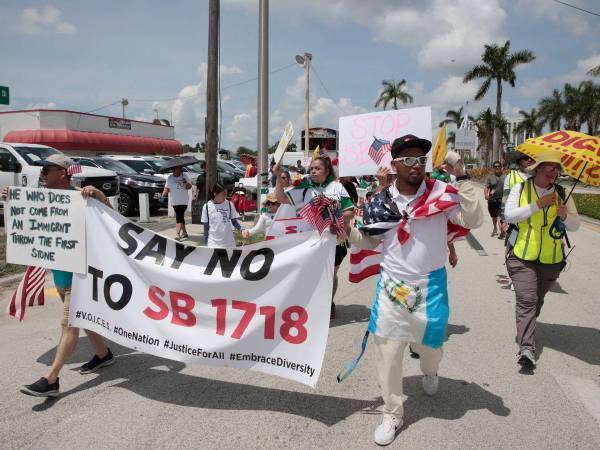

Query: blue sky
<box><xmin>1</xmin><ymin>0</ymin><xmax>599</xmax><ymax>149</ymax></box>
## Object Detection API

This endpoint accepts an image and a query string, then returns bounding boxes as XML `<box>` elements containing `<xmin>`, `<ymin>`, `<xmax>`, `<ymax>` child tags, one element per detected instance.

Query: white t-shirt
<box><xmin>166</xmin><ymin>173</ymin><xmax>191</xmax><ymax>206</ymax></box>
<box><xmin>201</xmin><ymin>200</ymin><xmax>240</xmax><ymax>247</ymax></box>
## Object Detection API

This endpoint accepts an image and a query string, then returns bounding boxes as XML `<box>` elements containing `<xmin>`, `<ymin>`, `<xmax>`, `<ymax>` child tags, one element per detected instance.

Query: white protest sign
<box><xmin>70</xmin><ymin>203</ymin><xmax>336</xmax><ymax>387</ymax></box>
<box><xmin>273</xmin><ymin>121</ymin><xmax>294</xmax><ymax>165</ymax></box>
<box><xmin>455</xmin><ymin>128</ymin><xmax>478</xmax><ymax>152</ymax></box>
<box><xmin>5</xmin><ymin>187</ymin><xmax>86</xmax><ymax>273</ymax></box>
<box><xmin>338</xmin><ymin>107</ymin><xmax>432</xmax><ymax>177</ymax></box>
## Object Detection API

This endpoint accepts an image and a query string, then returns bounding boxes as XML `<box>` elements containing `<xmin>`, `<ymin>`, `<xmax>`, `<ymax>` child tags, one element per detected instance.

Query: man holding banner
<box><xmin>5</xmin><ymin>155</ymin><xmax>116</xmax><ymax>397</ymax></box>
<box><xmin>345</xmin><ymin>136</ymin><xmax>483</xmax><ymax>446</ymax></box>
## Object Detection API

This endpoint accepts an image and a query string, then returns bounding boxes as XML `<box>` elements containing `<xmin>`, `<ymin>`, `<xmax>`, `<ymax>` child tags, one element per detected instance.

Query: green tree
<box><xmin>236</xmin><ymin>146</ymin><xmax>257</xmax><ymax>156</ymax></box>
<box><xmin>587</xmin><ymin>65</ymin><xmax>600</xmax><ymax>77</ymax></box>
<box><xmin>374</xmin><ymin>79</ymin><xmax>413</xmax><ymax>110</ymax></box>
<box><xmin>516</xmin><ymin>108</ymin><xmax>544</xmax><ymax>139</ymax></box>
<box><xmin>463</xmin><ymin>40</ymin><xmax>535</xmax><ymax>162</ymax></box>
<box><xmin>538</xmin><ymin>89</ymin><xmax>564</xmax><ymax>131</ymax></box>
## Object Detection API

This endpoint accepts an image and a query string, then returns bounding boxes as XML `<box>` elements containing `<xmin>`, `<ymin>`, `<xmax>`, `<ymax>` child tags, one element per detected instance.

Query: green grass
<box><xmin>0</xmin><ymin>233</ymin><xmax>26</xmax><ymax>277</ymax></box>
<box><xmin>234</xmin><ymin>231</ymin><xmax>265</xmax><ymax>246</ymax></box>
<box><xmin>573</xmin><ymin>194</ymin><xmax>600</xmax><ymax>220</ymax></box>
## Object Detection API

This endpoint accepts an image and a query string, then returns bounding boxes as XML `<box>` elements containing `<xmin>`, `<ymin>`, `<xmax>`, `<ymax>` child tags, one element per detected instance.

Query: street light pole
<box><xmin>121</xmin><ymin>98</ymin><xmax>128</xmax><ymax>119</ymax></box>
<box><xmin>296</xmin><ymin>53</ymin><xmax>312</xmax><ymax>157</ymax></box>
<box><xmin>257</xmin><ymin>0</ymin><xmax>269</xmax><ymax>213</ymax></box>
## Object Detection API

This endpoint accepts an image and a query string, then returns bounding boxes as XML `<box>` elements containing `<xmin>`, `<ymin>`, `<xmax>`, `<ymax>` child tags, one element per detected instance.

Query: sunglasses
<box><xmin>493</xmin><ymin>165</ymin><xmax>501</xmax><ymax>169</ymax></box>
<box><xmin>393</xmin><ymin>156</ymin><xmax>428</xmax><ymax>167</ymax></box>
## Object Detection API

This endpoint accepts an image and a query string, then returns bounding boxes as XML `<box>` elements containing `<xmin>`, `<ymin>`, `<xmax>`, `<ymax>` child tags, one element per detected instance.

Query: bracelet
<box><xmin>456</xmin><ymin>174</ymin><xmax>471</xmax><ymax>181</ymax></box>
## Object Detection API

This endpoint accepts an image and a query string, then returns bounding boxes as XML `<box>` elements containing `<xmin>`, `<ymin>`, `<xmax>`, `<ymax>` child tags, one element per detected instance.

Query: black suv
<box><xmin>73</xmin><ymin>157</ymin><xmax>165</xmax><ymax>216</ymax></box>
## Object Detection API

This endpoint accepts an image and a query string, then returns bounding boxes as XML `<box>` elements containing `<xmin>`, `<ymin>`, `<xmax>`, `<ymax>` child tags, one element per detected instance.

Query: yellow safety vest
<box><xmin>509</xmin><ymin>170</ymin><xmax>526</xmax><ymax>190</ymax></box>
<box><xmin>513</xmin><ymin>179</ymin><xmax>563</xmax><ymax>264</ymax></box>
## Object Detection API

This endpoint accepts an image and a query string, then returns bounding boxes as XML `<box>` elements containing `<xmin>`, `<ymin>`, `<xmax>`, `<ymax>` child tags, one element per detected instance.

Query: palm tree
<box><xmin>516</xmin><ymin>108</ymin><xmax>544</xmax><ymax>139</ymax></box>
<box><xmin>579</xmin><ymin>81</ymin><xmax>600</xmax><ymax>135</ymax></box>
<box><xmin>439</xmin><ymin>106</ymin><xmax>475</xmax><ymax>147</ymax></box>
<box><xmin>463</xmin><ymin>40</ymin><xmax>536</xmax><ymax>162</ymax></box>
<box><xmin>374</xmin><ymin>79</ymin><xmax>413</xmax><ymax>110</ymax></box>
<box><xmin>562</xmin><ymin>82</ymin><xmax>589</xmax><ymax>131</ymax></box>
<box><xmin>587</xmin><ymin>65</ymin><xmax>600</xmax><ymax>77</ymax></box>
<box><xmin>475</xmin><ymin>108</ymin><xmax>495</xmax><ymax>165</ymax></box>
<box><xmin>538</xmin><ymin>89</ymin><xmax>564</xmax><ymax>131</ymax></box>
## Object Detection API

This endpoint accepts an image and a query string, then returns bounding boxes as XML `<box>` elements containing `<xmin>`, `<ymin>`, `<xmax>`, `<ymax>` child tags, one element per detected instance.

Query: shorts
<box><xmin>58</xmin><ymin>288</ymin><xmax>72</xmax><ymax>328</ymax></box>
<box><xmin>173</xmin><ymin>205</ymin><xmax>187</xmax><ymax>224</ymax></box>
<box><xmin>487</xmin><ymin>201</ymin><xmax>501</xmax><ymax>218</ymax></box>
<box><xmin>335</xmin><ymin>244</ymin><xmax>348</xmax><ymax>267</ymax></box>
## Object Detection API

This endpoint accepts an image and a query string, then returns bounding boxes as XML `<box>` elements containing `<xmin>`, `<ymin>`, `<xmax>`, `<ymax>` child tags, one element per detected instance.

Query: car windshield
<box><xmin>13</xmin><ymin>146</ymin><xmax>61</xmax><ymax>165</ymax></box>
<box><xmin>184</xmin><ymin>163</ymin><xmax>203</xmax><ymax>173</ymax></box>
<box><xmin>94</xmin><ymin>158</ymin><xmax>138</xmax><ymax>174</ymax></box>
<box><xmin>143</xmin><ymin>158</ymin><xmax>164</xmax><ymax>171</ymax></box>
<box><xmin>120</xmin><ymin>159</ymin><xmax>156</xmax><ymax>173</ymax></box>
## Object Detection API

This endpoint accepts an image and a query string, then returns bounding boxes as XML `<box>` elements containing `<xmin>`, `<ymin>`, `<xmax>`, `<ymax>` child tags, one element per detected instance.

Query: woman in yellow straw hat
<box><xmin>504</xmin><ymin>150</ymin><xmax>580</xmax><ymax>371</ymax></box>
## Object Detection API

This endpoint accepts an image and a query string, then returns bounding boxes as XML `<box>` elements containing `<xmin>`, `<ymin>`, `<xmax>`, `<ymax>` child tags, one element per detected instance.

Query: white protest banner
<box><xmin>455</xmin><ymin>128</ymin><xmax>478</xmax><ymax>152</ymax></box>
<box><xmin>5</xmin><ymin>187</ymin><xmax>86</xmax><ymax>273</ymax></box>
<box><xmin>273</xmin><ymin>121</ymin><xmax>294</xmax><ymax>165</ymax></box>
<box><xmin>70</xmin><ymin>202</ymin><xmax>336</xmax><ymax>387</ymax></box>
<box><xmin>338</xmin><ymin>107</ymin><xmax>432</xmax><ymax>177</ymax></box>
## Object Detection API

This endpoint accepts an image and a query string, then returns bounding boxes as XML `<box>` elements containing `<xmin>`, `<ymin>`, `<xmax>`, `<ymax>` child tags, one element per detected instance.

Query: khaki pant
<box><xmin>57</xmin><ymin>288</ymin><xmax>72</xmax><ymax>328</ymax></box>
<box><xmin>506</xmin><ymin>253</ymin><xmax>562</xmax><ymax>353</ymax></box>
<box><xmin>373</xmin><ymin>335</ymin><xmax>443</xmax><ymax>418</ymax></box>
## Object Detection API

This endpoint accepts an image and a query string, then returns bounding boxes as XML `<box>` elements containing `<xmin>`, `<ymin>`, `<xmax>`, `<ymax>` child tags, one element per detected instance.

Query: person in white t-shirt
<box><xmin>242</xmin><ymin>193</ymin><xmax>280</xmax><ymax>240</ymax></box>
<box><xmin>161</xmin><ymin>166</ymin><xmax>192</xmax><ymax>241</ymax></box>
<box><xmin>201</xmin><ymin>183</ymin><xmax>245</xmax><ymax>247</ymax></box>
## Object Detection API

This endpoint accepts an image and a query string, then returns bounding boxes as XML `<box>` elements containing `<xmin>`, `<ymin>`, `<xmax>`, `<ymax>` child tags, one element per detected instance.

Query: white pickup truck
<box><xmin>0</xmin><ymin>143</ymin><xmax>119</xmax><ymax>215</ymax></box>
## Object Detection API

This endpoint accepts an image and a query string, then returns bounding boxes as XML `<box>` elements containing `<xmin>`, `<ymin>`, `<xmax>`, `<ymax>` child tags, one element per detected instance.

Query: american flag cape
<box><xmin>349</xmin><ymin>179</ymin><xmax>470</xmax><ymax>283</ymax></box>
<box><xmin>8</xmin><ymin>266</ymin><xmax>46</xmax><ymax>321</ymax></box>
<box><xmin>368</xmin><ymin>137</ymin><xmax>392</xmax><ymax>165</ymax></box>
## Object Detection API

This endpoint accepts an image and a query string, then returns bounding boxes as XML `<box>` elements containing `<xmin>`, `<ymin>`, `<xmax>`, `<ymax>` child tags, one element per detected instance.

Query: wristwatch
<box><xmin>456</xmin><ymin>174</ymin><xmax>471</xmax><ymax>181</ymax></box>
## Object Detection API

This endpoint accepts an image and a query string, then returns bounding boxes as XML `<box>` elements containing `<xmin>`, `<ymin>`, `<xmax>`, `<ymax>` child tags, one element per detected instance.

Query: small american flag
<box><xmin>8</xmin><ymin>266</ymin><xmax>46</xmax><ymax>321</ymax></box>
<box><xmin>368</xmin><ymin>137</ymin><xmax>391</xmax><ymax>165</ymax></box>
<box><xmin>298</xmin><ymin>198</ymin><xmax>331</xmax><ymax>234</ymax></box>
<box><xmin>67</xmin><ymin>164</ymin><xmax>82</xmax><ymax>175</ymax></box>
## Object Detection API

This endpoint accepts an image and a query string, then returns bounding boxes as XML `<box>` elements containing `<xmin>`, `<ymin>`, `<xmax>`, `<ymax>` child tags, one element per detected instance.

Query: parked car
<box><xmin>0</xmin><ymin>143</ymin><xmax>119</xmax><ymax>216</ymax></box>
<box><xmin>73</xmin><ymin>156</ymin><xmax>165</xmax><ymax>216</ymax></box>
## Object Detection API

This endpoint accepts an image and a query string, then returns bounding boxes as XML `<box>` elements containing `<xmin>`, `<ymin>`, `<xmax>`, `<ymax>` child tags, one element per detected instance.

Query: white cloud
<box><xmin>516</xmin><ymin>78</ymin><xmax>552</xmax><ymax>98</ymax></box>
<box><xmin>13</xmin><ymin>6</ymin><xmax>77</xmax><ymax>35</ymax></box>
<box><xmin>226</xmin><ymin>111</ymin><xmax>256</xmax><ymax>148</ymax></box>
<box><xmin>225</xmin><ymin>0</ymin><xmax>507</xmax><ymax>74</ymax></box>
<box><xmin>516</xmin><ymin>0</ymin><xmax>590</xmax><ymax>36</ymax></box>
<box><xmin>196</xmin><ymin>63</ymin><xmax>243</xmax><ymax>82</ymax></box>
<box><xmin>26</xmin><ymin>101</ymin><xmax>57</xmax><ymax>109</ymax></box>
<box><xmin>560</xmin><ymin>53</ymin><xmax>600</xmax><ymax>83</ymax></box>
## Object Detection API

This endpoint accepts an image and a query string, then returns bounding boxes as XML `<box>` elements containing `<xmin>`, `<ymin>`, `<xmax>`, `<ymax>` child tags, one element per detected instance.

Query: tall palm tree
<box><xmin>587</xmin><ymin>65</ymin><xmax>600</xmax><ymax>77</ymax></box>
<box><xmin>562</xmin><ymin>82</ymin><xmax>589</xmax><ymax>131</ymax></box>
<box><xmin>374</xmin><ymin>79</ymin><xmax>413</xmax><ymax>110</ymax></box>
<box><xmin>516</xmin><ymin>108</ymin><xmax>544</xmax><ymax>139</ymax></box>
<box><xmin>475</xmin><ymin>108</ymin><xmax>495</xmax><ymax>165</ymax></box>
<box><xmin>579</xmin><ymin>81</ymin><xmax>600</xmax><ymax>135</ymax></box>
<box><xmin>538</xmin><ymin>89</ymin><xmax>564</xmax><ymax>131</ymax></box>
<box><xmin>463</xmin><ymin>40</ymin><xmax>536</xmax><ymax>162</ymax></box>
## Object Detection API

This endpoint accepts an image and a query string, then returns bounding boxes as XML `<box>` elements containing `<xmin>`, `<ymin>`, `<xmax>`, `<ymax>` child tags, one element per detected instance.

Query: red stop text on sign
<box><xmin>143</xmin><ymin>286</ymin><xmax>308</xmax><ymax>344</ymax></box>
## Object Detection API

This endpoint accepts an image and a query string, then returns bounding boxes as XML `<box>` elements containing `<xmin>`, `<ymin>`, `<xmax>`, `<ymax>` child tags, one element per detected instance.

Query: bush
<box><xmin>573</xmin><ymin>193</ymin><xmax>600</xmax><ymax>220</ymax></box>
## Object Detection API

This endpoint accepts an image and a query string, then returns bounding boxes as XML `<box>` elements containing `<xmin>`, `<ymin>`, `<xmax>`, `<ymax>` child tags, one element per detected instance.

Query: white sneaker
<box><xmin>374</xmin><ymin>415</ymin><xmax>403</xmax><ymax>446</ymax></box>
<box><xmin>422</xmin><ymin>374</ymin><xmax>439</xmax><ymax>396</ymax></box>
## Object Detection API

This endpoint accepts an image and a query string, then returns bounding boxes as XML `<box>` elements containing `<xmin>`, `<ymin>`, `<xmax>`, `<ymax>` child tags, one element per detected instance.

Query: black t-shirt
<box><xmin>485</xmin><ymin>174</ymin><xmax>505</xmax><ymax>202</ymax></box>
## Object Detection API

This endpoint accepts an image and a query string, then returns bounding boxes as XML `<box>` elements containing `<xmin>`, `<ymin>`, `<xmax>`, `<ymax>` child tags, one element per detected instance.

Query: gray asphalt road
<box><xmin>1</xmin><ymin>197</ymin><xmax>599</xmax><ymax>449</ymax></box>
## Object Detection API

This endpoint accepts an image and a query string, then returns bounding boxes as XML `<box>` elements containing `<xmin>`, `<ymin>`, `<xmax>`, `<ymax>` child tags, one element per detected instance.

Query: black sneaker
<box><xmin>79</xmin><ymin>348</ymin><xmax>115</xmax><ymax>374</ymax></box>
<box><xmin>330</xmin><ymin>302</ymin><xmax>336</xmax><ymax>320</ymax></box>
<box><xmin>517</xmin><ymin>348</ymin><xmax>536</xmax><ymax>370</ymax></box>
<box><xmin>20</xmin><ymin>377</ymin><xmax>59</xmax><ymax>397</ymax></box>
<box><xmin>409</xmin><ymin>345</ymin><xmax>420</xmax><ymax>359</ymax></box>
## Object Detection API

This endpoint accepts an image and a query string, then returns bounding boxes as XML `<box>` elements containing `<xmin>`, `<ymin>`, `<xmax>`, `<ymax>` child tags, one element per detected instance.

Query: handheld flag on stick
<box><xmin>431</xmin><ymin>125</ymin><xmax>447</xmax><ymax>169</ymax></box>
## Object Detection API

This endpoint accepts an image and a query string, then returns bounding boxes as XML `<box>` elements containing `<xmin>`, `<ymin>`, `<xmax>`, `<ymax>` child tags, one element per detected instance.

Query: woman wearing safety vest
<box><xmin>504</xmin><ymin>151</ymin><xmax>580</xmax><ymax>370</ymax></box>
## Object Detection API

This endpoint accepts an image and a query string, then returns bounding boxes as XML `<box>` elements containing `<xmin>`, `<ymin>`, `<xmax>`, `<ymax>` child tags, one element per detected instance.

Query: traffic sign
<box><xmin>0</xmin><ymin>86</ymin><xmax>8</xmax><ymax>105</ymax></box>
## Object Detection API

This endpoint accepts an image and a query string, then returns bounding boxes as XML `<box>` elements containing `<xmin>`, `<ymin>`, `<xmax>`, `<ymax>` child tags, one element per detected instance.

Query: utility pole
<box><xmin>206</xmin><ymin>0</ymin><xmax>219</xmax><ymax>199</ymax></box>
<box><xmin>257</xmin><ymin>0</ymin><xmax>269</xmax><ymax>213</ymax></box>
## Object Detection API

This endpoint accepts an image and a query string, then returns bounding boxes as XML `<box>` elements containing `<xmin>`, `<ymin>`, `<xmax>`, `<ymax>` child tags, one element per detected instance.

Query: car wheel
<box><xmin>118</xmin><ymin>191</ymin><xmax>135</xmax><ymax>216</ymax></box>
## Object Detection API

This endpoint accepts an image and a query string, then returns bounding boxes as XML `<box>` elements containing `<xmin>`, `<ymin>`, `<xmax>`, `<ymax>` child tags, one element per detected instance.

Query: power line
<box><xmin>311</xmin><ymin>64</ymin><xmax>349</xmax><ymax>115</ymax></box>
<box><xmin>129</xmin><ymin>62</ymin><xmax>297</xmax><ymax>104</ymax></box>
<box><xmin>551</xmin><ymin>0</ymin><xmax>600</xmax><ymax>17</ymax></box>
<box><xmin>85</xmin><ymin>100</ymin><xmax>121</xmax><ymax>113</ymax></box>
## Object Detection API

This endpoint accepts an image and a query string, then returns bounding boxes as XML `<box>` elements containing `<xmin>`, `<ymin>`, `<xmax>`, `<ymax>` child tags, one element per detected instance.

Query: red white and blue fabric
<box><xmin>67</xmin><ymin>164</ymin><xmax>82</xmax><ymax>176</ymax></box>
<box><xmin>8</xmin><ymin>266</ymin><xmax>46</xmax><ymax>321</ymax></box>
<box><xmin>349</xmin><ymin>179</ymin><xmax>469</xmax><ymax>283</ymax></box>
<box><xmin>368</xmin><ymin>137</ymin><xmax>392</xmax><ymax>165</ymax></box>
<box><xmin>298</xmin><ymin>194</ymin><xmax>345</xmax><ymax>238</ymax></box>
